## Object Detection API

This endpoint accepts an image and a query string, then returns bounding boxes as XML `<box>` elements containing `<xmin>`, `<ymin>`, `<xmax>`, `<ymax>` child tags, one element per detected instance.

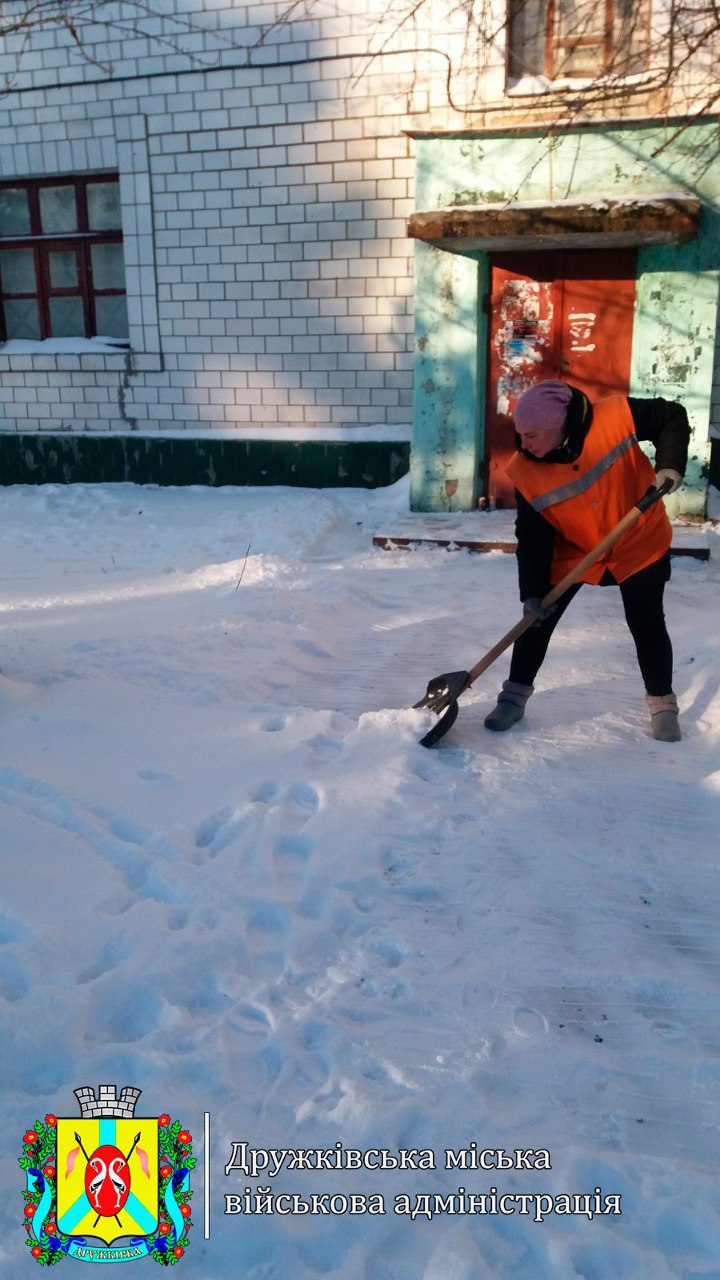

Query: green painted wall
<box><xmin>633</xmin><ymin>228</ymin><xmax>720</xmax><ymax>512</ymax></box>
<box><xmin>412</xmin><ymin>120</ymin><xmax>720</xmax><ymax>515</ymax></box>
<box><xmin>0</xmin><ymin>434</ymin><xmax>410</xmax><ymax>489</ymax></box>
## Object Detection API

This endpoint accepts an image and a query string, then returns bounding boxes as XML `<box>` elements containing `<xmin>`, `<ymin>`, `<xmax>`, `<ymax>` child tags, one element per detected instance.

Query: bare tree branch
<box><xmin>1</xmin><ymin>0</ymin><xmax>718</xmax><ymax>154</ymax></box>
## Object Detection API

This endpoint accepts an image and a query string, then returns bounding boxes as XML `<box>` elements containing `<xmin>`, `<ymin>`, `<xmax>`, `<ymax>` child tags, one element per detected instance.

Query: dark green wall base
<box><xmin>710</xmin><ymin>437</ymin><xmax>720</xmax><ymax>495</ymax></box>
<box><xmin>0</xmin><ymin>434</ymin><xmax>410</xmax><ymax>488</ymax></box>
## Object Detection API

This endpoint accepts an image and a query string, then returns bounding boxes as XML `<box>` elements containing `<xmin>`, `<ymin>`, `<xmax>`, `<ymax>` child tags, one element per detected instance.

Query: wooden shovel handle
<box><xmin>464</xmin><ymin>481</ymin><xmax>672</xmax><ymax>690</ymax></box>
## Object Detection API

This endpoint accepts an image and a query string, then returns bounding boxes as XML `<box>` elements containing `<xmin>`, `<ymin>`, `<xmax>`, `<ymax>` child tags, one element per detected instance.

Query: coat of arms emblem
<box><xmin>20</xmin><ymin>1086</ymin><xmax>194</xmax><ymax>1266</ymax></box>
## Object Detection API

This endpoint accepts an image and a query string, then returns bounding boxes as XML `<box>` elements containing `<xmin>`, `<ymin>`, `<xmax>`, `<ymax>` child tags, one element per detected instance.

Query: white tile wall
<box><xmin>1</xmin><ymin>20</ymin><xmax>438</xmax><ymax>435</ymax></box>
<box><xmin>1</xmin><ymin>1</ymin><xmax>717</xmax><ymax>441</ymax></box>
<box><xmin>0</xmin><ymin>5</ymin><xmax>444</xmax><ymax>435</ymax></box>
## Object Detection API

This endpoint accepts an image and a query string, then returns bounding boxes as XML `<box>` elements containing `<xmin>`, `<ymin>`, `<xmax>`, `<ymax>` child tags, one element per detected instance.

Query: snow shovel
<box><xmin>414</xmin><ymin>480</ymin><xmax>673</xmax><ymax>747</ymax></box>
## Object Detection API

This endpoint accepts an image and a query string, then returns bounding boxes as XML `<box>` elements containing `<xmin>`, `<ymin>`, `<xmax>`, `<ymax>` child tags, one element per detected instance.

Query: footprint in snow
<box><xmin>305</xmin><ymin>731</ymin><xmax>345</xmax><ymax>764</ymax></box>
<box><xmin>75</xmin><ymin>935</ymin><xmax>129</xmax><ymax>985</ymax></box>
<box><xmin>107</xmin><ymin>814</ymin><xmax>154</xmax><ymax>847</ymax></box>
<box><xmin>378</xmin><ymin>846</ymin><xmax>412</xmax><ymax>885</ymax></box>
<box><xmin>367</xmin><ymin>937</ymin><xmax>407</xmax><ymax>969</ymax></box>
<box><xmin>652</xmin><ymin>1019</ymin><xmax>685</xmax><ymax>1039</ymax></box>
<box><xmin>194</xmin><ymin>805</ymin><xmax>251</xmax><ymax>860</ymax></box>
<box><xmin>261</xmin><ymin>714</ymin><xmax>286</xmax><ymax>733</ymax></box>
<box><xmin>167</xmin><ymin>907</ymin><xmax>189</xmax><ymax>931</ymax></box>
<box><xmin>295</xmin><ymin>1019</ymin><xmax>337</xmax><ymax>1086</ymax></box>
<box><xmin>280</xmin><ymin>781</ymin><xmax>319</xmax><ymax>831</ymax></box>
<box><xmin>513</xmin><ymin>1006</ymin><xmax>549</xmax><ymax>1037</ymax></box>
<box><xmin>228</xmin><ymin>1001</ymin><xmax>272</xmax><ymax>1038</ymax></box>
<box><xmin>244</xmin><ymin>898</ymin><xmax>292</xmax><ymax>977</ymax></box>
<box><xmin>273</xmin><ymin>833</ymin><xmax>315</xmax><ymax>899</ymax></box>
<box><xmin>271</xmin><ymin>783</ymin><xmax>319</xmax><ymax>897</ymax></box>
<box><xmin>250</xmin><ymin>780</ymin><xmax>282</xmax><ymax>805</ymax></box>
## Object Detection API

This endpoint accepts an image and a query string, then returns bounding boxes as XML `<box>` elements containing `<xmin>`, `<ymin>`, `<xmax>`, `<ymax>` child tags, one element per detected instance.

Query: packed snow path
<box><xmin>2</xmin><ymin>479</ymin><xmax>719</xmax><ymax>1279</ymax></box>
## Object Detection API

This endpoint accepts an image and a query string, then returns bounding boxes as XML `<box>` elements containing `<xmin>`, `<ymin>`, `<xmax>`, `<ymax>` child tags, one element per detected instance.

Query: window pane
<box><xmin>557</xmin><ymin>0</ymin><xmax>606</xmax><ymax>36</ymax></box>
<box><xmin>508</xmin><ymin>0</ymin><xmax>547</xmax><ymax>78</ymax></box>
<box><xmin>0</xmin><ymin>187</ymin><xmax>31</xmax><ymax>236</ymax></box>
<box><xmin>556</xmin><ymin>42</ymin><xmax>604</xmax><ymax>77</ymax></box>
<box><xmin>91</xmin><ymin>242</ymin><xmax>125</xmax><ymax>290</ymax></box>
<box><xmin>39</xmin><ymin>185</ymin><xmax>78</xmax><ymax>233</ymax></box>
<box><xmin>87</xmin><ymin>182</ymin><xmax>122</xmax><ymax>231</ymax></box>
<box><xmin>0</xmin><ymin>247</ymin><xmax>37</xmax><ymax>293</ymax></box>
<box><xmin>3</xmin><ymin>297</ymin><xmax>41</xmax><ymax>340</ymax></box>
<box><xmin>94</xmin><ymin>293</ymin><xmax>128</xmax><ymax>338</ymax></box>
<box><xmin>49</xmin><ymin>296</ymin><xmax>85</xmax><ymax>337</ymax></box>
<box><xmin>614</xmin><ymin>0</ymin><xmax>650</xmax><ymax>72</ymax></box>
<box><xmin>49</xmin><ymin>250</ymin><xmax>79</xmax><ymax>289</ymax></box>
<box><xmin>553</xmin><ymin>0</ymin><xmax>606</xmax><ymax>76</ymax></box>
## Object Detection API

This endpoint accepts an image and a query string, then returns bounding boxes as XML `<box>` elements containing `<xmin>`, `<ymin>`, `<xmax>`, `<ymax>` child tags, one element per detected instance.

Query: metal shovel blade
<box><xmin>418</xmin><ymin>698</ymin><xmax>460</xmax><ymax>748</ymax></box>
<box><xmin>414</xmin><ymin>669</ymin><xmax>470</xmax><ymax>715</ymax></box>
<box><xmin>414</xmin><ymin>669</ymin><xmax>469</xmax><ymax>748</ymax></box>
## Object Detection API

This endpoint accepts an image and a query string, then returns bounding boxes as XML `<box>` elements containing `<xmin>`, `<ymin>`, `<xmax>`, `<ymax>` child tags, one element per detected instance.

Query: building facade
<box><xmin>0</xmin><ymin>0</ymin><xmax>718</xmax><ymax>510</ymax></box>
<box><xmin>410</xmin><ymin>120</ymin><xmax>719</xmax><ymax>518</ymax></box>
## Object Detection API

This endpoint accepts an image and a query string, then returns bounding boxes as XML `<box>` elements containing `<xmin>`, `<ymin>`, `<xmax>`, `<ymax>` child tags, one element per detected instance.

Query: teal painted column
<box><xmin>631</xmin><ymin>212</ymin><xmax>720</xmax><ymax>518</ymax></box>
<box><xmin>411</xmin><ymin>243</ymin><xmax>481</xmax><ymax>511</ymax></box>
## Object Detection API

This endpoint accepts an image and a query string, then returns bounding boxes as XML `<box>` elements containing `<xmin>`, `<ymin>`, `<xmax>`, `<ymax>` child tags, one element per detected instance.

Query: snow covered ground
<box><xmin>2</xmin><ymin>476</ymin><xmax>719</xmax><ymax>1279</ymax></box>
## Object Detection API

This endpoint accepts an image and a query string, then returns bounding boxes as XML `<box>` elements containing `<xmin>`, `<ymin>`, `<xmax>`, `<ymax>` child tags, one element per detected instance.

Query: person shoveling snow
<box><xmin>484</xmin><ymin>380</ymin><xmax>689</xmax><ymax>743</ymax></box>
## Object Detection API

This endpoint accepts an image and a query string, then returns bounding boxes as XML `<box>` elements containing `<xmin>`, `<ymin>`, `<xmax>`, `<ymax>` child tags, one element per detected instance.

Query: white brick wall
<box><xmin>0</xmin><ymin>0</ymin><xmax>717</xmax><ymax>439</ymax></box>
<box><xmin>0</xmin><ymin>0</ymin><xmax>455</xmax><ymax>435</ymax></box>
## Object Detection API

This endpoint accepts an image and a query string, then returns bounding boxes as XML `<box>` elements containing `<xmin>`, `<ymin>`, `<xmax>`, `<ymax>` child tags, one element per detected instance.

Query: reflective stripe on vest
<box><xmin>530</xmin><ymin>433</ymin><xmax>638</xmax><ymax>513</ymax></box>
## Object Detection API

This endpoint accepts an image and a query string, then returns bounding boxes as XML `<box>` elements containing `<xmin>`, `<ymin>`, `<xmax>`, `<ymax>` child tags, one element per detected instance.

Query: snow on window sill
<box><xmin>0</xmin><ymin>336</ymin><xmax>131</xmax><ymax>371</ymax></box>
<box><xmin>0</xmin><ymin>337</ymin><xmax>129</xmax><ymax>356</ymax></box>
<box><xmin>506</xmin><ymin>70</ymin><xmax>655</xmax><ymax>97</ymax></box>
<box><xmin>506</xmin><ymin>75</ymin><xmax>554</xmax><ymax>97</ymax></box>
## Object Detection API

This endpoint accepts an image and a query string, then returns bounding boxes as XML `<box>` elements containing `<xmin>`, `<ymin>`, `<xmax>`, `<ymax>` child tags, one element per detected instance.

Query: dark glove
<box><xmin>522</xmin><ymin>596</ymin><xmax>557</xmax><ymax>627</ymax></box>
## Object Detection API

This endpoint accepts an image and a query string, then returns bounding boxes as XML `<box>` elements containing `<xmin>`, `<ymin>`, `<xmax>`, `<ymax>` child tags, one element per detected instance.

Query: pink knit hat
<box><xmin>514</xmin><ymin>380</ymin><xmax>572</xmax><ymax>431</ymax></box>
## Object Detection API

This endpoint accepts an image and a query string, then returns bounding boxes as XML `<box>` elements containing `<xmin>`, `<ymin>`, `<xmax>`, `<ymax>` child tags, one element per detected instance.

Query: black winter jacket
<box><xmin>514</xmin><ymin>394</ymin><xmax>690</xmax><ymax>601</ymax></box>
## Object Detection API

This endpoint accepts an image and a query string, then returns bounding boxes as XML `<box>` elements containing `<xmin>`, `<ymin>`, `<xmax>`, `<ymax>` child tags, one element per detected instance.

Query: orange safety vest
<box><xmin>505</xmin><ymin>395</ymin><xmax>672</xmax><ymax>585</ymax></box>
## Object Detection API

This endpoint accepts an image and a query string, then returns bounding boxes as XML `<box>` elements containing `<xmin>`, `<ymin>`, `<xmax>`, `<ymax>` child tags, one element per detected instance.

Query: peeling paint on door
<box><xmin>484</xmin><ymin>250</ymin><xmax>637</xmax><ymax>507</ymax></box>
<box><xmin>494</xmin><ymin>279</ymin><xmax>554</xmax><ymax>416</ymax></box>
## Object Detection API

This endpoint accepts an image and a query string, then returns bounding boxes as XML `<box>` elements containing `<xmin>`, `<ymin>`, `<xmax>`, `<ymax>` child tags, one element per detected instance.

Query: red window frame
<box><xmin>544</xmin><ymin>0</ymin><xmax>613</xmax><ymax>77</ymax></box>
<box><xmin>507</xmin><ymin>0</ymin><xmax>651</xmax><ymax>83</ymax></box>
<box><xmin>0</xmin><ymin>175</ymin><xmax>126</xmax><ymax>342</ymax></box>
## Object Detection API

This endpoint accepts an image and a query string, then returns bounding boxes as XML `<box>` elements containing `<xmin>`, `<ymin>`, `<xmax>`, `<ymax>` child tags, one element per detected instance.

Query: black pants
<box><xmin>508</xmin><ymin>552</ymin><xmax>673</xmax><ymax>697</ymax></box>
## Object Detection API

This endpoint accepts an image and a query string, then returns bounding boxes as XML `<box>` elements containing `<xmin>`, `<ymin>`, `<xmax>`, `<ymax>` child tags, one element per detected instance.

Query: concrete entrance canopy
<box><xmin>408</xmin><ymin>192</ymin><xmax>701</xmax><ymax>253</ymax></box>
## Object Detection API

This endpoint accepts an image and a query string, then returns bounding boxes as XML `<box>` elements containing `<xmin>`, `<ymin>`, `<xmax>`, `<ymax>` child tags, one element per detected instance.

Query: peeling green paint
<box><xmin>450</xmin><ymin>188</ymin><xmax>510</xmax><ymax>206</ymax></box>
<box><xmin>411</xmin><ymin>243</ymin><xmax>485</xmax><ymax>511</ymax></box>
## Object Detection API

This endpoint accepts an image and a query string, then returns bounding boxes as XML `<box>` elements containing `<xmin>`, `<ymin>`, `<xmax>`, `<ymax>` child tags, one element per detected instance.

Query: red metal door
<box><xmin>484</xmin><ymin>250</ymin><xmax>637</xmax><ymax>507</ymax></box>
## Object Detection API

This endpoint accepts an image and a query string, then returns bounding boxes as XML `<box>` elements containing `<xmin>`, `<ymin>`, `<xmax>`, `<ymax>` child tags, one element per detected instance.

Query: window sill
<box><xmin>506</xmin><ymin>70</ymin><xmax>655</xmax><ymax>97</ymax></box>
<box><xmin>0</xmin><ymin>337</ymin><xmax>131</xmax><ymax>372</ymax></box>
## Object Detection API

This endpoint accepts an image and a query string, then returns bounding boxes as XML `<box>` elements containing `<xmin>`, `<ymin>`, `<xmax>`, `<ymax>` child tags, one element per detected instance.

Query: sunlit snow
<box><xmin>2</xmin><ymin>477</ymin><xmax>719</xmax><ymax>1278</ymax></box>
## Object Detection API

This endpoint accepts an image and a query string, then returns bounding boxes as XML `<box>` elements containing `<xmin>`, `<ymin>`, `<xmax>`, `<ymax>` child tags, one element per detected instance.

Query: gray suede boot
<box><xmin>646</xmin><ymin>693</ymin><xmax>681</xmax><ymax>742</ymax></box>
<box><xmin>484</xmin><ymin>681</ymin><xmax>534</xmax><ymax>732</ymax></box>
